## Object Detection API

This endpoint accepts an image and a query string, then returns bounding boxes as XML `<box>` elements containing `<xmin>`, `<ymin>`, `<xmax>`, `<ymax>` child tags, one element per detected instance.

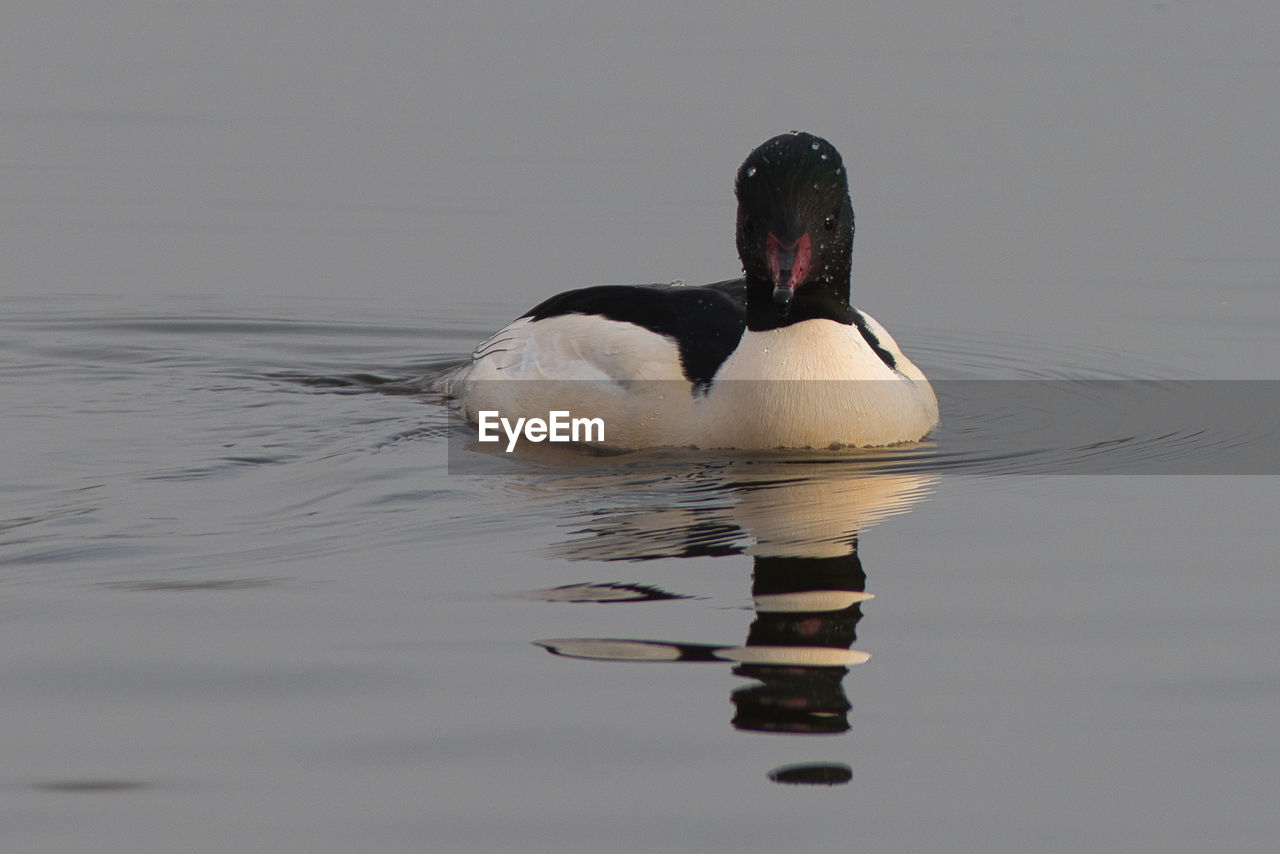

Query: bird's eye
<box><xmin>824</xmin><ymin>213</ymin><xmax>837</xmax><ymax>231</ymax></box>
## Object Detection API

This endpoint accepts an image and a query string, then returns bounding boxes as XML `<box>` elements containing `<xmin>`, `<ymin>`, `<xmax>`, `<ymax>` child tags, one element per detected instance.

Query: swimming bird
<box><xmin>434</xmin><ymin>131</ymin><xmax>938</xmax><ymax>449</ymax></box>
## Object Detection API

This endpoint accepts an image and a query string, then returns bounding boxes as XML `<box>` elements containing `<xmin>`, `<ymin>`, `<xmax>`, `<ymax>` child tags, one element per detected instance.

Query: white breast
<box><xmin>692</xmin><ymin>318</ymin><xmax>938</xmax><ymax>448</ymax></box>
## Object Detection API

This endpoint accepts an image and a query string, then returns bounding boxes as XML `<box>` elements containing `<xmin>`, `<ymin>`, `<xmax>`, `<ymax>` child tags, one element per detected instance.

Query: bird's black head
<box><xmin>735</xmin><ymin>132</ymin><xmax>855</xmax><ymax>330</ymax></box>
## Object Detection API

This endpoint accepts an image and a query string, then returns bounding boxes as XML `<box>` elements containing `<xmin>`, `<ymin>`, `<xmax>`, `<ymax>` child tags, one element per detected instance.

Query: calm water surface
<box><xmin>4</xmin><ymin>3</ymin><xmax>1280</xmax><ymax>852</ymax></box>
<box><xmin>3</xmin><ymin>298</ymin><xmax>1278</xmax><ymax>853</ymax></box>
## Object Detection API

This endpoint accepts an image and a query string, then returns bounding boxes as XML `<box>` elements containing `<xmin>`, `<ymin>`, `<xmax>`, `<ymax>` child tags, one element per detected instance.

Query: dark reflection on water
<box><xmin>513</xmin><ymin>581</ymin><xmax>694</xmax><ymax>603</ymax></box>
<box><xmin>534</xmin><ymin>550</ymin><xmax>874</xmax><ymax>740</ymax></box>
<box><xmin>733</xmin><ymin>554</ymin><xmax>869</xmax><ymax>737</ymax></box>
<box><xmin>767</xmin><ymin>763</ymin><xmax>854</xmax><ymax>786</ymax></box>
<box><xmin>525</xmin><ymin>463</ymin><xmax>935</xmax><ymax>781</ymax></box>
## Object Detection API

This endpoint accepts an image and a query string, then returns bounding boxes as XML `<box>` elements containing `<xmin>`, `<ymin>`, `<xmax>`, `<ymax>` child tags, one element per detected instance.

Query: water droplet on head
<box><xmin>811</xmin><ymin>142</ymin><xmax>820</xmax><ymax>151</ymax></box>
<box><xmin>746</xmin><ymin>166</ymin><xmax>757</xmax><ymax>177</ymax></box>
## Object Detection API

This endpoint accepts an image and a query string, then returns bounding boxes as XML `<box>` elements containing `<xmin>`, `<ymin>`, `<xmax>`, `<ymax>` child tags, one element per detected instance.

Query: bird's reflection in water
<box><xmin>525</xmin><ymin>462</ymin><xmax>935</xmax><ymax>785</ymax></box>
<box><xmin>732</xmin><ymin>551</ymin><xmax>869</xmax><ymax>736</ymax></box>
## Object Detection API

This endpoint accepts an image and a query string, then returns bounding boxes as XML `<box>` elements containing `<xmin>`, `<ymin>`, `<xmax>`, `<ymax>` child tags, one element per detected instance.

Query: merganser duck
<box><xmin>435</xmin><ymin>132</ymin><xmax>938</xmax><ymax>449</ymax></box>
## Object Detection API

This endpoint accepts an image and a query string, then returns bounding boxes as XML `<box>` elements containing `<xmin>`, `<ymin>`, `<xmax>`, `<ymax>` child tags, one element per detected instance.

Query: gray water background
<box><xmin>3</xmin><ymin>3</ymin><xmax>1280</xmax><ymax>852</ymax></box>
